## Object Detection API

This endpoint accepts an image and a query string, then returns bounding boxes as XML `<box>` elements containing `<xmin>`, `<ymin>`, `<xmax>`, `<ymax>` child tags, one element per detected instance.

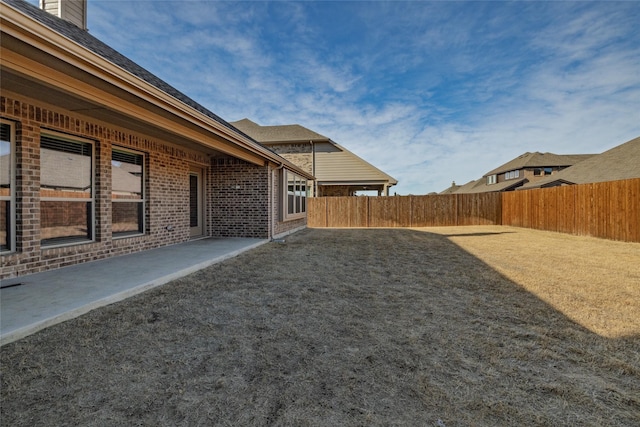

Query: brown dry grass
<box><xmin>1</xmin><ymin>227</ymin><xmax>639</xmax><ymax>426</ymax></box>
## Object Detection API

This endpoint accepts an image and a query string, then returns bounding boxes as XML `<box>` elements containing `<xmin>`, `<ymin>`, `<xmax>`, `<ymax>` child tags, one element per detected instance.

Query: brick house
<box><xmin>231</xmin><ymin>119</ymin><xmax>398</xmax><ymax>197</ymax></box>
<box><xmin>440</xmin><ymin>152</ymin><xmax>593</xmax><ymax>194</ymax></box>
<box><xmin>518</xmin><ymin>136</ymin><xmax>640</xmax><ymax>189</ymax></box>
<box><xmin>0</xmin><ymin>0</ymin><xmax>313</xmax><ymax>279</ymax></box>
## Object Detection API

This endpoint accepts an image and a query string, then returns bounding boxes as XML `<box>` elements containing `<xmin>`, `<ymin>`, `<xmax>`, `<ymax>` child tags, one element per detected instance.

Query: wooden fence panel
<box><xmin>556</xmin><ymin>185</ymin><xmax>575</xmax><ymax>235</ymax></box>
<box><xmin>369</xmin><ymin>197</ymin><xmax>398</xmax><ymax>227</ymax></box>
<box><xmin>307</xmin><ymin>179</ymin><xmax>639</xmax><ymax>242</ymax></box>
<box><xmin>411</xmin><ymin>195</ymin><xmax>457</xmax><ymax>226</ymax></box>
<box><xmin>307</xmin><ymin>197</ymin><xmax>326</xmax><ymax>227</ymax></box>
<box><xmin>629</xmin><ymin>178</ymin><xmax>640</xmax><ymax>243</ymax></box>
<box><xmin>457</xmin><ymin>193</ymin><xmax>501</xmax><ymax>225</ymax></box>
<box><xmin>325</xmin><ymin>197</ymin><xmax>357</xmax><ymax>227</ymax></box>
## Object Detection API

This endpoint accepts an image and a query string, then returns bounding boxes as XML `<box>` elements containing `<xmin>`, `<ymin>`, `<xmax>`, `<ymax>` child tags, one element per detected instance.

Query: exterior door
<box><xmin>189</xmin><ymin>167</ymin><xmax>204</xmax><ymax>238</ymax></box>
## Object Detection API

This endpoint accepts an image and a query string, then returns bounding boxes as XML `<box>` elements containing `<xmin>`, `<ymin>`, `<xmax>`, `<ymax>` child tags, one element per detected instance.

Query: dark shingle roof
<box><xmin>231</xmin><ymin>119</ymin><xmax>330</xmax><ymax>144</ymax></box>
<box><xmin>520</xmin><ymin>136</ymin><xmax>640</xmax><ymax>188</ymax></box>
<box><xmin>3</xmin><ymin>0</ymin><xmax>240</xmax><ymax>135</ymax></box>
<box><xmin>484</xmin><ymin>152</ymin><xmax>594</xmax><ymax>177</ymax></box>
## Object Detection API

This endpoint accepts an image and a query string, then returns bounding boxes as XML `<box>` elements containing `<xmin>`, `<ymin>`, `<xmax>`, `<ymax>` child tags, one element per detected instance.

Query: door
<box><xmin>189</xmin><ymin>167</ymin><xmax>204</xmax><ymax>238</ymax></box>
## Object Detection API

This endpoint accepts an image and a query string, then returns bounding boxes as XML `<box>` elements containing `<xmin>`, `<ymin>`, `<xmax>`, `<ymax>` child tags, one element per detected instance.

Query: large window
<box><xmin>40</xmin><ymin>132</ymin><xmax>94</xmax><ymax>246</ymax></box>
<box><xmin>0</xmin><ymin>120</ymin><xmax>15</xmax><ymax>252</ymax></box>
<box><xmin>284</xmin><ymin>170</ymin><xmax>307</xmax><ymax>219</ymax></box>
<box><xmin>112</xmin><ymin>148</ymin><xmax>145</xmax><ymax>237</ymax></box>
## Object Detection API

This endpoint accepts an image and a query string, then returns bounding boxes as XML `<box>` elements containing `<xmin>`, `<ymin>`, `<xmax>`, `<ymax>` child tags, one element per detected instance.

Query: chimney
<box><xmin>40</xmin><ymin>0</ymin><xmax>88</xmax><ymax>30</ymax></box>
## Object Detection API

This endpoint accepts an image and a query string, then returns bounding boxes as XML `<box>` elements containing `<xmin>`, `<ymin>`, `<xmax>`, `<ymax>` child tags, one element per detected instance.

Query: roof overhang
<box><xmin>0</xmin><ymin>2</ymin><xmax>310</xmax><ymax>178</ymax></box>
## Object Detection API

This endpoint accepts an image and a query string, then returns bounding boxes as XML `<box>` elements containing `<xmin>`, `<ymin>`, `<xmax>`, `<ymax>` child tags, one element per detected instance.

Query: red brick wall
<box><xmin>1</xmin><ymin>93</ymin><xmax>307</xmax><ymax>279</ymax></box>
<box><xmin>208</xmin><ymin>158</ymin><xmax>270</xmax><ymax>238</ymax></box>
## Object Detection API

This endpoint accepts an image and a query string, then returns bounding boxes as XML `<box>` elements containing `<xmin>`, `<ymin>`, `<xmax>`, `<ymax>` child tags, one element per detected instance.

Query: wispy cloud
<box><xmin>27</xmin><ymin>0</ymin><xmax>640</xmax><ymax>194</ymax></box>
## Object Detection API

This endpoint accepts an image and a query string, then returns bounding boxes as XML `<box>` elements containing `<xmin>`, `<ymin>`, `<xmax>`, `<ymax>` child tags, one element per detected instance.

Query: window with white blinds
<box><xmin>0</xmin><ymin>120</ymin><xmax>15</xmax><ymax>252</ymax></box>
<box><xmin>40</xmin><ymin>131</ymin><xmax>94</xmax><ymax>246</ymax></box>
<box><xmin>112</xmin><ymin>147</ymin><xmax>145</xmax><ymax>237</ymax></box>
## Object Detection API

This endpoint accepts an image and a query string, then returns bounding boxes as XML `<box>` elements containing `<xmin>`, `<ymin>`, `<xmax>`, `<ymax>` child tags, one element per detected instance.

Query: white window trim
<box><xmin>1</xmin><ymin>119</ymin><xmax>16</xmax><ymax>253</ymax></box>
<box><xmin>282</xmin><ymin>169</ymin><xmax>307</xmax><ymax>220</ymax></box>
<box><xmin>111</xmin><ymin>146</ymin><xmax>146</xmax><ymax>239</ymax></box>
<box><xmin>40</xmin><ymin>130</ymin><xmax>95</xmax><ymax>248</ymax></box>
<box><xmin>486</xmin><ymin>174</ymin><xmax>497</xmax><ymax>185</ymax></box>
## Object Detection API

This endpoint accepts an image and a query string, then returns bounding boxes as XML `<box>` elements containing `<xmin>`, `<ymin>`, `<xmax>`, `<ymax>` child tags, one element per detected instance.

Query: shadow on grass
<box><xmin>1</xmin><ymin>228</ymin><xmax>638</xmax><ymax>426</ymax></box>
<box><xmin>439</xmin><ymin>231</ymin><xmax>516</xmax><ymax>237</ymax></box>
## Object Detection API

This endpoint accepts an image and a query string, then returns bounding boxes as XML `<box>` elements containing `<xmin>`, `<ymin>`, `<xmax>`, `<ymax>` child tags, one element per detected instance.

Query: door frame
<box><xmin>189</xmin><ymin>166</ymin><xmax>204</xmax><ymax>238</ymax></box>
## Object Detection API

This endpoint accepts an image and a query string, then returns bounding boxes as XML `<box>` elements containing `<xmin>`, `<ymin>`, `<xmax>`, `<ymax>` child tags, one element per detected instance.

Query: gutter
<box><xmin>1</xmin><ymin>1</ymin><xmax>311</xmax><ymax>177</ymax></box>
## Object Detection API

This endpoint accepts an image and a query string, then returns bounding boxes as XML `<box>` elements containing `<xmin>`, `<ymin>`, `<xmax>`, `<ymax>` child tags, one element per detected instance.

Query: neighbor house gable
<box><xmin>519</xmin><ymin>136</ymin><xmax>640</xmax><ymax>189</ymax></box>
<box><xmin>231</xmin><ymin>118</ymin><xmax>398</xmax><ymax>196</ymax></box>
<box><xmin>447</xmin><ymin>151</ymin><xmax>595</xmax><ymax>194</ymax></box>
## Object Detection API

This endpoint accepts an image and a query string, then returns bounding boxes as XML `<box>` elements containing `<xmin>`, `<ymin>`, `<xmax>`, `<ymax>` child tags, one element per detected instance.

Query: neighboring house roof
<box><xmin>1</xmin><ymin>0</ymin><xmax>313</xmax><ymax>180</ymax></box>
<box><xmin>451</xmin><ymin>177</ymin><xmax>526</xmax><ymax>194</ymax></box>
<box><xmin>314</xmin><ymin>141</ymin><xmax>398</xmax><ymax>185</ymax></box>
<box><xmin>439</xmin><ymin>182</ymin><xmax>461</xmax><ymax>195</ymax></box>
<box><xmin>40</xmin><ymin>149</ymin><xmax>91</xmax><ymax>190</ymax></box>
<box><xmin>445</xmin><ymin>151</ymin><xmax>595</xmax><ymax>194</ymax></box>
<box><xmin>520</xmin><ymin>136</ymin><xmax>640</xmax><ymax>189</ymax></box>
<box><xmin>231</xmin><ymin>119</ymin><xmax>398</xmax><ymax>187</ymax></box>
<box><xmin>231</xmin><ymin>119</ymin><xmax>329</xmax><ymax>143</ymax></box>
<box><xmin>484</xmin><ymin>152</ymin><xmax>594</xmax><ymax>177</ymax></box>
<box><xmin>112</xmin><ymin>163</ymin><xmax>142</xmax><ymax>194</ymax></box>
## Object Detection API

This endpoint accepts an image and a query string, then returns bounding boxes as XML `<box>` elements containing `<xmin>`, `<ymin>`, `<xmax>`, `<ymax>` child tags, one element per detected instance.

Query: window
<box><xmin>544</xmin><ymin>167</ymin><xmax>553</xmax><ymax>176</ymax></box>
<box><xmin>112</xmin><ymin>148</ymin><xmax>145</xmax><ymax>237</ymax></box>
<box><xmin>0</xmin><ymin>120</ymin><xmax>15</xmax><ymax>252</ymax></box>
<box><xmin>284</xmin><ymin>170</ymin><xmax>307</xmax><ymax>219</ymax></box>
<box><xmin>40</xmin><ymin>132</ymin><xmax>94</xmax><ymax>246</ymax></box>
<box><xmin>505</xmin><ymin>170</ymin><xmax>520</xmax><ymax>180</ymax></box>
<box><xmin>486</xmin><ymin>174</ymin><xmax>497</xmax><ymax>185</ymax></box>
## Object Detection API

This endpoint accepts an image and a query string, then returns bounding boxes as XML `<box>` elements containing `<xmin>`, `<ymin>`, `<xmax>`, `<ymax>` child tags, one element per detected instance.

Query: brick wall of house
<box><xmin>0</xmin><ymin>94</ymin><xmax>213</xmax><ymax>279</ymax></box>
<box><xmin>268</xmin><ymin>145</ymin><xmax>313</xmax><ymax>175</ymax></box>
<box><xmin>208</xmin><ymin>158</ymin><xmax>270</xmax><ymax>238</ymax></box>
<box><xmin>318</xmin><ymin>185</ymin><xmax>353</xmax><ymax>197</ymax></box>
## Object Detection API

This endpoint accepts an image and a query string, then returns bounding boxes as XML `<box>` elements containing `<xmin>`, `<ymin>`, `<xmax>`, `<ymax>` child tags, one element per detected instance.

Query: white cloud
<box><xmin>42</xmin><ymin>0</ymin><xmax>640</xmax><ymax>195</ymax></box>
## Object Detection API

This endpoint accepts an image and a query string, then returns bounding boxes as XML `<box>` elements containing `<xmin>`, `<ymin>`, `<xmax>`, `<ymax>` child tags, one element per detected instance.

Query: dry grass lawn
<box><xmin>1</xmin><ymin>227</ymin><xmax>639</xmax><ymax>426</ymax></box>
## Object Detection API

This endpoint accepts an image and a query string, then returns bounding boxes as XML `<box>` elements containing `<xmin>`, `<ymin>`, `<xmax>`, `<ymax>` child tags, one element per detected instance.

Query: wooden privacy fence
<box><xmin>307</xmin><ymin>178</ymin><xmax>640</xmax><ymax>242</ymax></box>
<box><xmin>307</xmin><ymin>193</ymin><xmax>502</xmax><ymax>228</ymax></box>
<box><xmin>501</xmin><ymin>178</ymin><xmax>640</xmax><ymax>243</ymax></box>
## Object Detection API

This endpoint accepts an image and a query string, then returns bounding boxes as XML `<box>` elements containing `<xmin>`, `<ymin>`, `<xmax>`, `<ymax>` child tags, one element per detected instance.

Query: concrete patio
<box><xmin>0</xmin><ymin>237</ymin><xmax>268</xmax><ymax>345</ymax></box>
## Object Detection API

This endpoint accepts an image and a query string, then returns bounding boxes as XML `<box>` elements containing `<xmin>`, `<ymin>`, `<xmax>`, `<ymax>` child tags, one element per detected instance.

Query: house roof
<box><xmin>520</xmin><ymin>136</ymin><xmax>640</xmax><ymax>189</ymax></box>
<box><xmin>4</xmin><ymin>0</ymin><xmax>233</xmax><ymax>132</ymax></box>
<box><xmin>231</xmin><ymin>119</ymin><xmax>398</xmax><ymax>187</ymax></box>
<box><xmin>484</xmin><ymin>152</ymin><xmax>594</xmax><ymax>177</ymax></box>
<box><xmin>1</xmin><ymin>0</ymin><xmax>313</xmax><ymax>179</ymax></box>
<box><xmin>314</xmin><ymin>142</ymin><xmax>398</xmax><ymax>185</ymax></box>
<box><xmin>232</xmin><ymin>119</ymin><xmax>329</xmax><ymax>143</ymax></box>
<box><xmin>452</xmin><ymin>177</ymin><xmax>527</xmax><ymax>194</ymax></box>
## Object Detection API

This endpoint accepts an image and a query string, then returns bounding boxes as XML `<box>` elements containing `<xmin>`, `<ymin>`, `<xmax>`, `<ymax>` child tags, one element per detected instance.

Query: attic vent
<box><xmin>41</xmin><ymin>0</ymin><xmax>88</xmax><ymax>30</ymax></box>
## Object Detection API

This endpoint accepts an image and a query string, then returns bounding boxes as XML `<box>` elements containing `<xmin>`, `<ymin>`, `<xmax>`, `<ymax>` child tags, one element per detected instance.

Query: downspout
<box><xmin>311</xmin><ymin>140</ymin><xmax>316</xmax><ymax>197</ymax></box>
<box><xmin>272</xmin><ymin>162</ymin><xmax>285</xmax><ymax>238</ymax></box>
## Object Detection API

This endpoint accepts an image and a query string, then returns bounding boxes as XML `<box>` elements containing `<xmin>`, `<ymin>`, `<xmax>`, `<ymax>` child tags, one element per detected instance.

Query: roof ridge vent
<box><xmin>40</xmin><ymin>0</ymin><xmax>88</xmax><ymax>30</ymax></box>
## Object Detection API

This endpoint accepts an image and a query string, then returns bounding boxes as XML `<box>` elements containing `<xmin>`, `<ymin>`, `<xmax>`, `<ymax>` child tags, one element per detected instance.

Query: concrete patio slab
<box><xmin>0</xmin><ymin>237</ymin><xmax>268</xmax><ymax>345</ymax></box>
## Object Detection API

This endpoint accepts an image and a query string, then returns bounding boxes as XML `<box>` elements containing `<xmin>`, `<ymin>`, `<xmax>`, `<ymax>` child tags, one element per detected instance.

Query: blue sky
<box><xmin>29</xmin><ymin>0</ymin><xmax>640</xmax><ymax>194</ymax></box>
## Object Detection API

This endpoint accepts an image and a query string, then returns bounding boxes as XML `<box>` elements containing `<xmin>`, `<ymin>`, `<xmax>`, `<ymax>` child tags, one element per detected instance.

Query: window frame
<box><xmin>111</xmin><ymin>146</ymin><xmax>146</xmax><ymax>238</ymax></box>
<box><xmin>505</xmin><ymin>170</ymin><xmax>520</xmax><ymax>180</ymax></box>
<box><xmin>0</xmin><ymin>119</ymin><xmax>16</xmax><ymax>253</ymax></box>
<box><xmin>39</xmin><ymin>130</ymin><xmax>95</xmax><ymax>248</ymax></box>
<box><xmin>282</xmin><ymin>169</ymin><xmax>307</xmax><ymax>220</ymax></box>
<box><xmin>486</xmin><ymin>174</ymin><xmax>497</xmax><ymax>185</ymax></box>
